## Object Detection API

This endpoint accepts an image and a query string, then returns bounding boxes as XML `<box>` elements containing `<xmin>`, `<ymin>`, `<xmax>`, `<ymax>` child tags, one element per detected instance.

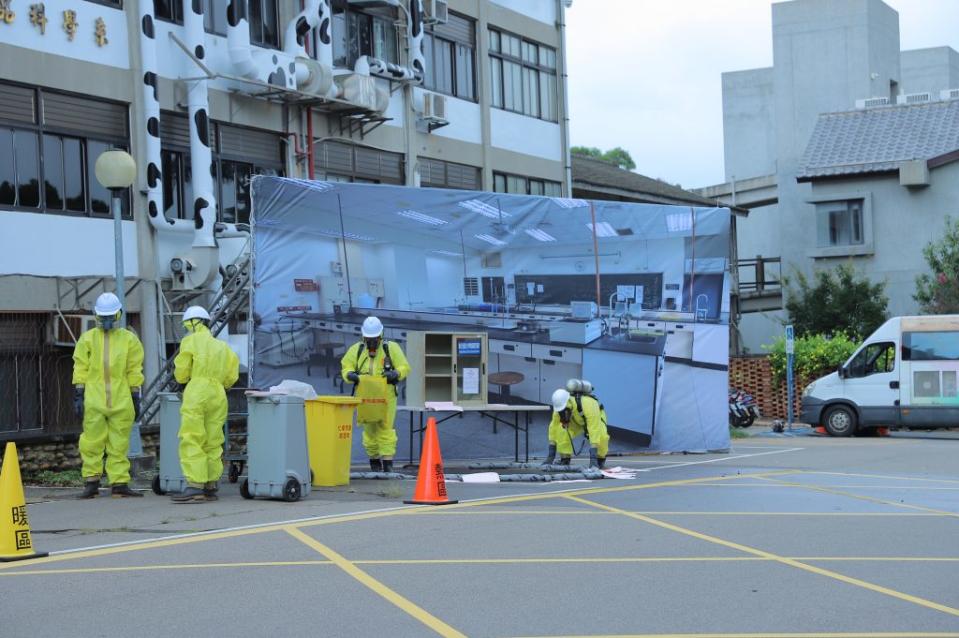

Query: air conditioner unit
<box><xmin>423</xmin><ymin>0</ymin><xmax>449</xmax><ymax>25</ymax></box>
<box><xmin>897</xmin><ymin>92</ymin><xmax>933</xmax><ymax>105</ymax></box>
<box><xmin>940</xmin><ymin>88</ymin><xmax>959</xmax><ymax>101</ymax></box>
<box><xmin>422</xmin><ymin>92</ymin><xmax>446</xmax><ymax>119</ymax></box>
<box><xmin>855</xmin><ymin>96</ymin><xmax>889</xmax><ymax>109</ymax></box>
<box><xmin>48</xmin><ymin>314</ymin><xmax>96</xmax><ymax>346</ymax></box>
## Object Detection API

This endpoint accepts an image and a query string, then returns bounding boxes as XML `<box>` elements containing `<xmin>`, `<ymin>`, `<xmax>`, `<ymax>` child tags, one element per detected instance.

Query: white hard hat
<box><xmin>362</xmin><ymin>316</ymin><xmax>384</xmax><ymax>338</ymax></box>
<box><xmin>551</xmin><ymin>388</ymin><xmax>571</xmax><ymax>412</ymax></box>
<box><xmin>183</xmin><ymin>306</ymin><xmax>211</xmax><ymax>322</ymax></box>
<box><xmin>94</xmin><ymin>292</ymin><xmax>122</xmax><ymax>316</ymax></box>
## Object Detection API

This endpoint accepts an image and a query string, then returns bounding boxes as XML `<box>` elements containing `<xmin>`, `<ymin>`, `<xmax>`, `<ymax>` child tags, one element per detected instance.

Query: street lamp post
<box><xmin>94</xmin><ymin>149</ymin><xmax>144</xmax><ymax>457</ymax></box>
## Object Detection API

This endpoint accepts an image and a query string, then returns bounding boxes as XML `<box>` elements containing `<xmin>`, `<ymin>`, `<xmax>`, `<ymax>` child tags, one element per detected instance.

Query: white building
<box><xmin>696</xmin><ymin>0</ymin><xmax>959</xmax><ymax>353</ymax></box>
<box><xmin>0</xmin><ymin>0</ymin><xmax>572</xmax><ymax>436</ymax></box>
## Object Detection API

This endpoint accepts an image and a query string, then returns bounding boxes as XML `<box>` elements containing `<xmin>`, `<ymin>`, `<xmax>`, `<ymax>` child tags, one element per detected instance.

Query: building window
<box><xmin>422</xmin><ymin>13</ymin><xmax>475</xmax><ymax>101</ymax></box>
<box><xmin>313</xmin><ymin>140</ymin><xmax>404</xmax><ymax>185</ymax></box>
<box><xmin>248</xmin><ymin>0</ymin><xmax>279</xmax><ymax>48</ymax></box>
<box><xmin>204</xmin><ymin>0</ymin><xmax>228</xmax><ymax>35</ymax></box>
<box><xmin>488</xmin><ymin>28</ymin><xmax>557</xmax><ymax>121</ymax></box>
<box><xmin>85</xmin><ymin>0</ymin><xmax>123</xmax><ymax>8</ymax></box>
<box><xmin>161</xmin><ymin>118</ymin><xmax>284</xmax><ymax>225</ymax></box>
<box><xmin>156</xmin><ymin>0</ymin><xmax>260</xmax><ymax>40</ymax></box>
<box><xmin>328</xmin><ymin>1</ymin><xmax>397</xmax><ymax>68</ymax></box>
<box><xmin>154</xmin><ymin>0</ymin><xmax>182</xmax><ymax>24</ymax></box>
<box><xmin>493</xmin><ymin>171</ymin><xmax>561</xmax><ymax>196</ymax></box>
<box><xmin>0</xmin><ymin>83</ymin><xmax>130</xmax><ymax>218</ymax></box>
<box><xmin>421</xmin><ymin>158</ymin><xmax>480</xmax><ymax>190</ymax></box>
<box><xmin>816</xmin><ymin>199</ymin><xmax>864</xmax><ymax>247</ymax></box>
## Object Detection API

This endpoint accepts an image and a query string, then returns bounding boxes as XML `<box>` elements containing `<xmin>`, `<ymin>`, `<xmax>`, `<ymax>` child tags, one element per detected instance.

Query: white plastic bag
<box><xmin>267</xmin><ymin>379</ymin><xmax>318</xmax><ymax>400</ymax></box>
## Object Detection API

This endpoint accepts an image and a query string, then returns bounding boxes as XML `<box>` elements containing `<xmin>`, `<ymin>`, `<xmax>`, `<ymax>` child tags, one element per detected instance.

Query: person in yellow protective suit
<box><xmin>171</xmin><ymin>306</ymin><xmax>239</xmax><ymax>503</ymax></box>
<box><xmin>543</xmin><ymin>379</ymin><xmax>610</xmax><ymax>469</ymax></box>
<box><xmin>72</xmin><ymin>292</ymin><xmax>145</xmax><ymax>498</ymax></box>
<box><xmin>341</xmin><ymin>316</ymin><xmax>410</xmax><ymax>473</ymax></box>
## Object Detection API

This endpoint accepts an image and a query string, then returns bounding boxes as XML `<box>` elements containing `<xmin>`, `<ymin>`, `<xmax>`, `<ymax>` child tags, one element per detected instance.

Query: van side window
<box><xmin>847</xmin><ymin>342</ymin><xmax>896</xmax><ymax>378</ymax></box>
<box><xmin>902</xmin><ymin>331</ymin><xmax>959</xmax><ymax>361</ymax></box>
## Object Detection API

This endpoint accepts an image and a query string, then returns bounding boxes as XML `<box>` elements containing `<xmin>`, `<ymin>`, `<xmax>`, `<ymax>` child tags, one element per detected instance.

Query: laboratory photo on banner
<box><xmin>249</xmin><ymin>176</ymin><xmax>731</xmax><ymax>461</ymax></box>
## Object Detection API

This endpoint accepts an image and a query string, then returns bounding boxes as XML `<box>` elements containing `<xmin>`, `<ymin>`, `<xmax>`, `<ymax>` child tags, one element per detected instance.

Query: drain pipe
<box><xmin>408</xmin><ymin>0</ymin><xmax>425</xmax><ymax>82</ymax></box>
<box><xmin>137</xmin><ymin>0</ymin><xmax>192</xmax><ymax>233</ymax></box>
<box><xmin>181</xmin><ymin>0</ymin><xmax>218</xmax><ymax>285</ymax></box>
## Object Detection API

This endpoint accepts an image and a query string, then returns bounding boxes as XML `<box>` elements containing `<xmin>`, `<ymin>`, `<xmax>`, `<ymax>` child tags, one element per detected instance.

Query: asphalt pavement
<box><xmin>3</xmin><ymin>433</ymin><xmax>959</xmax><ymax>638</ymax></box>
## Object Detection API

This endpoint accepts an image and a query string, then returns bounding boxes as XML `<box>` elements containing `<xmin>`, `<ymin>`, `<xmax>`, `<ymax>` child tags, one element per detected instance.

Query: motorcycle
<box><xmin>729</xmin><ymin>388</ymin><xmax>761</xmax><ymax>427</ymax></box>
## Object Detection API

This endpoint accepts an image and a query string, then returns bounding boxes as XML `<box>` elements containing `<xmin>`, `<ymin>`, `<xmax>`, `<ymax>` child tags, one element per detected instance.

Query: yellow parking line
<box><xmin>4</xmin><ymin>554</ymin><xmax>959</xmax><ymax>578</ymax></box>
<box><xmin>563</xmin><ymin>494</ymin><xmax>959</xmax><ymax>618</ymax></box>
<box><xmin>511</xmin><ymin>632</ymin><xmax>959</xmax><ymax>638</ymax></box>
<box><xmin>285</xmin><ymin>527</ymin><xmax>466</xmax><ymax>638</ymax></box>
<box><xmin>800</xmin><ymin>471</ymin><xmax>959</xmax><ymax>485</ymax></box>
<box><xmin>0</xmin><ymin>469</ymin><xmax>795</xmax><ymax>573</ymax></box>
<box><xmin>0</xmin><ymin>560</ymin><xmax>332</xmax><ymax>577</ymax></box>
<box><xmin>755</xmin><ymin>477</ymin><xmax>959</xmax><ymax>518</ymax></box>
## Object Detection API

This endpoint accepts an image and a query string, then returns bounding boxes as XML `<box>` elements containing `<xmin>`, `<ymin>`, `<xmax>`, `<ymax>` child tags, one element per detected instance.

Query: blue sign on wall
<box><xmin>457</xmin><ymin>339</ymin><xmax>482</xmax><ymax>356</ymax></box>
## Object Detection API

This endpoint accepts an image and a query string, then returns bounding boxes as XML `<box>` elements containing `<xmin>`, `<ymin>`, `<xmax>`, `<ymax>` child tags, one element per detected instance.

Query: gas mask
<box><xmin>364</xmin><ymin>336</ymin><xmax>381</xmax><ymax>355</ymax></box>
<box><xmin>558</xmin><ymin>408</ymin><xmax>572</xmax><ymax>427</ymax></box>
<box><xmin>183</xmin><ymin>319</ymin><xmax>207</xmax><ymax>334</ymax></box>
<box><xmin>97</xmin><ymin>312</ymin><xmax>120</xmax><ymax>331</ymax></box>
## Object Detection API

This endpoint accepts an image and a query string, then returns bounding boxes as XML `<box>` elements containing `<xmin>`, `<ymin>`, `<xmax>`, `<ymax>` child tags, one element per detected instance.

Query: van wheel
<box><xmin>823</xmin><ymin>405</ymin><xmax>857</xmax><ymax>437</ymax></box>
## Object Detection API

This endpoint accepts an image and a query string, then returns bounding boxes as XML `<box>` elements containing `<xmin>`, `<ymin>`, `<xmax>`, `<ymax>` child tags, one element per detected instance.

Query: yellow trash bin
<box><xmin>305</xmin><ymin>396</ymin><xmax>361</xmax><ymax>487</ymax></box>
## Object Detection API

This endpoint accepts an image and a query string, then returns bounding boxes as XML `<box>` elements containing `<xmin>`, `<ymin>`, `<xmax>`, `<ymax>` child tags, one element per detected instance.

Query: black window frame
<box><xmin>422</xmin><ymin>12</ymin><xmax>477</xmax><ymax>102</ymax></box>
<box><xmin>84</xmin><ymin>0</ymin><xmax>123</xmax><ymax>9</ymax></box>
<box><xmin>326</xmin><ymin>1</ymin><xmax>398</xmax><ymax>69</ymax></box>
<box><xmin>154</xmin><ymin>0</ymin><xmax>266</xmax><ymax>42</ymax></box>
<box><xmin>488</xmin><ymin>27</ymin><xmax>557</xmax><ymax>121</ymax></box>
<box><xmin>248</xmin><ymin>0</ymin><xmax>280</xmax><ymax>49</ymax></box>
<box><xmin>160</xmin><ymin>119</ymin><xmax>285</xmax><ymax>225</ymax></box>
<box><xmin>492</xmin><ymin>171</ymin><xmax>561</xmax><ymax>197</ymax></box>
<box><xmin>0</xmin><ymin>82</ymin><xmax>131</xmax><ymax>219</ymax></box>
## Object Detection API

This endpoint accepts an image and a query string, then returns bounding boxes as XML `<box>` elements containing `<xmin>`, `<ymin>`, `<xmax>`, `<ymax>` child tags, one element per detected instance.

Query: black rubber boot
<box><xmin>542</xmin><ymin>444</ymin><xmax>557</xmax><ymax>466</ymax></box>
<box><xmin>204</xmin><ymin>482</ymin><xmax>219</xmax><ymax>501</ymax></box>
<box><xmin>111</xmin><ymin>484</ymin><xmax>143</xmax><ymax>498</ymax></box>
<box><xmin>557</xmin><ymin>456</ymin><xmax>571</xmax><ymax>466</ymax></box>
<box><xmin>171</xmin><ymin>487</ymin><xmax>207</xmax><ymax>503</ymax></box>
<box><xmin>78</xmin><ymin>480</ymin><xmax>100</xmax><ymax>499</ymax></box>
<box><xmin>597</xmin><ymin>457</ymin><xmax>607</xmax><ymax>469</ymax></box>
<box><xmin>381</xmin><ymin>460</ymin><xmax>393</xmax><ymax>473</ymax></box>
<box><xmin>369</xmin><ymin>458</ymin><xmax>383</xmax><ymax>472</ymax></box>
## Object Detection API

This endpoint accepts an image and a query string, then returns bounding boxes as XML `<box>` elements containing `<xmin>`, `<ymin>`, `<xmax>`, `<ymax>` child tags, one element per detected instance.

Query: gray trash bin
<box><xmin>241</xmin><ymin>394</ymin><xmax>311</xmax><ymax>502</ymax></box>
<box><xmin>152</xmin><ymin>392</ymin><xmax>187</xmax><ymax>495</ymax></box>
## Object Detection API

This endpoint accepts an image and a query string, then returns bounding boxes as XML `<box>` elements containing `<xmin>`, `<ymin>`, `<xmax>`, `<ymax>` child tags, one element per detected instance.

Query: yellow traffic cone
<box><xmin>0</xmin><ymin>442</ymin><xmax>47</xmax><ymax>561</ymax></box>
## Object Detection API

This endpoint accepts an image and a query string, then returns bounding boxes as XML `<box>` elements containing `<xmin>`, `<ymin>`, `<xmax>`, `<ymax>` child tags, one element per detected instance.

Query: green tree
<box><xmin>914</xmin><ymin>216</ymin><xmax>959</xmax><ymax>314</ymax></box>
<box><xmin>601</xmin><ymin>147</ymin><xmax>636</xmax><ymax>171</ymax></box>
<box><xmin>570</xmin><ymin>146</ymin><xmax>603</xmax><ymax>159</ymax></box>
<box><xmin>571</xmin><ymin>146</ymin><xmax>636</xmax><ymax>171</ymax></box>
<box><xmin>784</xmin><ymin>263</ymin><xmax>888</xmax><ymax>339</ymax></box>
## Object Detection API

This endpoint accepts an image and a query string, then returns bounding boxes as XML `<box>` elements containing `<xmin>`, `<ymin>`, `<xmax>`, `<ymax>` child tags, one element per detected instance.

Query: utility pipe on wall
<box><xmin>137</xmin><ymin>0</ymin><xmax>192</xmax><ymax>234</ymax></box>
<box><xmin>183</xmin><ymin>0</ymin><xmax>217</xmax><ymax>249</ymax></box>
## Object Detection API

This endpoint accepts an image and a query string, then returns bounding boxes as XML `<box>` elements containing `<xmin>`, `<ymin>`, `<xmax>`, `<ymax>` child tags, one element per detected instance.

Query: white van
<box><xmin>801</xmin><ymin>315</ymin><xmax>959</xmax><ymax>436</ymax></box>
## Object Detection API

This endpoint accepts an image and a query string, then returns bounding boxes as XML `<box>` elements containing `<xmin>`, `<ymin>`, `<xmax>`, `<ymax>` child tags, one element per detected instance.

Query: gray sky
<box><xmin>565</xmin><ymin>0</ymin><xmax>959</xmax><ymax>189</ymax></box>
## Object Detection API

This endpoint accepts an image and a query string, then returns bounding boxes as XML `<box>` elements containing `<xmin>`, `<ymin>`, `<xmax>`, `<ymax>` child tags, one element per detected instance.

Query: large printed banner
<box><xmin>250</xmin><ymin>176</ymin><xmax>731</xmax><ymax>452</ymax></box>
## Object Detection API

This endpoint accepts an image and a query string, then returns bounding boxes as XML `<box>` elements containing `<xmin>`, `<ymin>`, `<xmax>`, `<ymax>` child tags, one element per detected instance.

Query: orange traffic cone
<box><xmin>814</xmin><ymin>426</ymin><xmax>827</xmax><ymax>435</ymax></box>
<box><xmin>403</xmin><ymin>417</ymin><xmax>457</xmax><ymax>506</ymax></box>
<box><xmin>0</xmin><ymin>442</ymin><xmax>47</xmax><ymax>562</ymax></box>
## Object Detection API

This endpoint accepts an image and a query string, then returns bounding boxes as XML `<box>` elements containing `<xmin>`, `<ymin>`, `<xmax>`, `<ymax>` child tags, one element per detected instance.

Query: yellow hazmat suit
<box><xmin>72</xmin><ymin>327</ymin><xmax>145</xmax><ymax>484</ymax></box>
<box><xmin>174</xmin><ymin>324</ymin><xmax>239</xmax><ymax>487</ymax></box>
<box><xmin>340</xmin><ymin>340</ymin><xmax>410</xmax><ymax>459</ymax></box>
<box><xmin>547</xmin><ymin>394</ymin><xmax>610</xmax><ymax>459</ymax></box>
